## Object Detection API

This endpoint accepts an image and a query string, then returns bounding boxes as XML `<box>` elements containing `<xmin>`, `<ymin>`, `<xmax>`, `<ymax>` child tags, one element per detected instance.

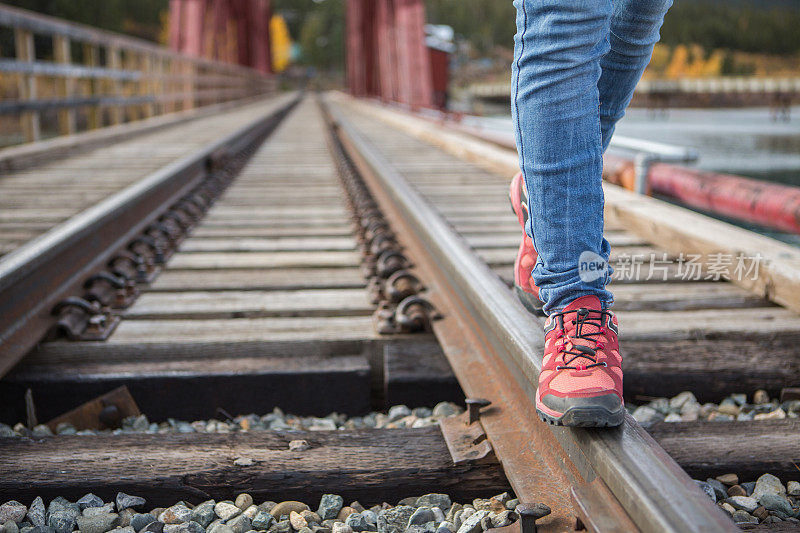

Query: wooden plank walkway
<box><xmin>0</xmin><ymin>95</ymin><xmax>294</xmax><ymax>258</ymax></box>
<box><xmin>24</xmin><ymin>100</ymin><xmax>384</xmax><ymax>363</ymax></box>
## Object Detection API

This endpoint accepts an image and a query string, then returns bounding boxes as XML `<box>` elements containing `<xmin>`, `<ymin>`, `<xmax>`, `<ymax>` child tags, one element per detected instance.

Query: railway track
<box><xmin>0</xmin><ymin>94</ymin><xmax>797</xmax><ymax>532</ymax></box>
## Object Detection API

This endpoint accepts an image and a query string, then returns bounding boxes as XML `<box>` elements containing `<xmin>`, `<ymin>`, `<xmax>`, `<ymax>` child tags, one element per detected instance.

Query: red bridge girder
<box><xmin>347</xmin><ymin>0</ymin><xmax>434</xmax><ymax>109</ymax></box>
<box><xmin>169</xmin><ymin>0</ymin><xmax>272</xmax><ymax>74</ymax></box>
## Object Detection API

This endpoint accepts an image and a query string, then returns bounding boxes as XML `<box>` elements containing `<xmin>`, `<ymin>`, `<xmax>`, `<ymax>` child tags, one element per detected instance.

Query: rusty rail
<box><xmin>0</xmin><ymin>4</ymin><xmax>275</xmax><ymax>145</ymax></box>
<box><xmin>326</xmin><ymin>99</ymin><xmax>736</xmax><ymax>532</ymax></box>
<box><xmin>0</xmin><ymin>93</ymin><xmax>299</xmax><ymax>378</ymax></box>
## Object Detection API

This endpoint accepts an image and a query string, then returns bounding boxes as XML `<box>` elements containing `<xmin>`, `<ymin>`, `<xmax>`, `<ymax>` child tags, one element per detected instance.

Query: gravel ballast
<box><xmin>0</xmin><ymin>493</ymin><xmax>540</xmax><ymax>533</ymax></box>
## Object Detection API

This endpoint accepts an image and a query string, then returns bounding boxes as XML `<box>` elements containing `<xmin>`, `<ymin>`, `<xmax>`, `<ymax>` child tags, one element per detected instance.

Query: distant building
<box><xmin>426</xmin><ymin>24</ymin><xmax>455</xmax><ymax>109</ymax></box>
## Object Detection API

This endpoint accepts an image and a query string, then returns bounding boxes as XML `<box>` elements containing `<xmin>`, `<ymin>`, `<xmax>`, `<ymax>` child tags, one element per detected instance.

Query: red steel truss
<box><xmin>169</xmin><ymin>0</ymin><xmax>272</xmax><ymax>74</ymax></box>
<box><xmin>347</xmin><ymin>0</ymin><xmax>434</xmax><ymax>109</ymax></box>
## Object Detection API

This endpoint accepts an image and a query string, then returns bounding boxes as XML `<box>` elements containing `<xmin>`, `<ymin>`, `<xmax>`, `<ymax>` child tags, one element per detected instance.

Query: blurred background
<box><xmin>1</xmin><ymin>0</ymin><xmax>799</xmax><ymax>240</ymax></box>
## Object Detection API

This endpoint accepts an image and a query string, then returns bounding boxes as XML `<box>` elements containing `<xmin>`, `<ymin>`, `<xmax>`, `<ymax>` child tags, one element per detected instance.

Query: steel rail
<box><xmin>0</xmin><ymin>93</ymin><xmax>299</xmax><ymax>376</ymax></box>
<box><xmin>328</xmin><ymin>102</ymin><xmax>736</xmax><ymax>532</ymax></box>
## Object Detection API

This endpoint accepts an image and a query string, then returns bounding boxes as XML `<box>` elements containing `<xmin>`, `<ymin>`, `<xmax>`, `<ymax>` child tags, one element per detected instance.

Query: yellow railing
<box><xmin>0</xmin><ymin>4</ymin><xmax>275</xmax><ymax>145</ymax></box>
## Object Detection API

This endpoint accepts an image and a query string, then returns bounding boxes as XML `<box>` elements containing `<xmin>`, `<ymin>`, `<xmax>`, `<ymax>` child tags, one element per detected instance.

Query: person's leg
<box><xmin>598</xmin><ymin>0</ymin><xmax>673</xmax><ymax>151</ymax></box>
<box><xmin>511</xmin><ymin>0</ymin><xmax>613</xmax><ymax>316</ymax></box>
<box><xmin>511</xmin><ymin>0</ymin><xmax>623</xmax><ymax>427</ymax></box>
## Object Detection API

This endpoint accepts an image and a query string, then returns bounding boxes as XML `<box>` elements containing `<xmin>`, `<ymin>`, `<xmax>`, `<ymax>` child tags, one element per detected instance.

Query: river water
<box><xmin>468</xmin><ymin>106</ymin><xmax>800</xmax><ymax>244</ymax></box>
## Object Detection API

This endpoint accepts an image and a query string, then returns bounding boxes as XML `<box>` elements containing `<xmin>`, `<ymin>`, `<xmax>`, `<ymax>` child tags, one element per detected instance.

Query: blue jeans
<box><xmin>511</xmin><ymin>0</ymin><xmax>672</xmax><ymax>315</ymax></box>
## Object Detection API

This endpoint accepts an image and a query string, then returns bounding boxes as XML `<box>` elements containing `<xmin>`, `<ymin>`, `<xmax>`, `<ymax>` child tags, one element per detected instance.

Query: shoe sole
<box><xmin>536</xmin><ymin>405</ymin><xmax>625</xmax><ymax>428</ymax></box>
<box><xmin>515</xmin><ymin>286</ymin><xmax>545</xmax><ymax>316</ymax></box>
<box><xmin>508</xmin><ymin>178</ymin><xmax>544</xmax><ymax>316</ymax></box>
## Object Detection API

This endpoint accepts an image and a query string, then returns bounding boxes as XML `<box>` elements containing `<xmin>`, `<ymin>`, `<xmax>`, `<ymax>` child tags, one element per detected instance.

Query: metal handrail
<box><xmin>609</xmin><ymin>136</ymin><xmax>700</xmax><ymax>194</ymax></box>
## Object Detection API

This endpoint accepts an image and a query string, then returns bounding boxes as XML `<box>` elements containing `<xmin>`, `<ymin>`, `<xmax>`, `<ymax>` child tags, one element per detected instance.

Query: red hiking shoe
<box><xmin>536</xmin><ymin>295</ymin><xmax>624</xmax><ymax>427</ymax></box>
<box><xmin>508</xmin><ymin>172</ymin><xmax>543</xmax><ymax>315</ymax></box>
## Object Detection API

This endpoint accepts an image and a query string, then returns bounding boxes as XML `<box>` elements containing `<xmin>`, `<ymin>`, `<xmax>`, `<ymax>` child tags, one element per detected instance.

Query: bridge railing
<box><xmin>0</xmin><ymin>4</ymin><xmax>275</xmax><ymax>146</ymax></box>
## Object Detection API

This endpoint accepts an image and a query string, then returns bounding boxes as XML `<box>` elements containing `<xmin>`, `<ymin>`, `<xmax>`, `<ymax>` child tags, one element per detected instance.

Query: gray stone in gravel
<box><xmin>190</xmin><ymin>502</ymin><xmax>216</xmax><ymax>529</ymax></box>
<box><xmin>489</xmin><ymin>512</ymin><xmax>514</xmax><ymax>529</ymax></box>
<box><xmin>436</xmin><ymin>524</ymin><xmax>453</xmax><ymax>533</ymax></box>
<box><xmin>397</xmin><ymin>500</ymin><xmax>417</xmax><ymax>509</ymax></box>
<box><xmin>332</xmin><ymin>525</ymin><xmax>352</xmax><ymax>533</ymax></box>
<box><xmin>131</xmin><ymin>514</ymin><xmax>157</xmax><ymax>532</ymax></box>
<box><xmin>166</xmin><ymin>523</ymin><xmax>204</xmax><ymax>533</ymax></box>
<box><xmin>407</xmin><ymin>509</ymin><xmax>435</xmax><ymax>527</ymax></box>
<box><xmin>258</xmin><ymin>504</ymin><xmax>276</xmax><ymax>515</ymax></box>
<box><xmin>479</xmin><ymin>515</ymin><xmax>491</xmax><ymax>532</ymax></box>
<box><xmin>26</xmin><ymin>527</ymin><xmax>55</xmax><ymax>533</ymax></box>
<box><xmin>491</xmin><ymin>494</ymin><xmax>510</xmax><ymax>506</ymax></box>
<box><xmin>317</xmin><ymin>496</ymin><xmax>343</xmax><ymax>522</ymax></box>
<box><xmin>451</xmin><ymin>512</ymin><xmax>462</xmax><ymax>531</ymax></box>
<box><xmin>753</xmin><ymin>474</ymin><xmax>786</xmax><ymax>500</ymax></box>
<box><xmin>226</xmin><ymin>514</ymin><xmax>251</xmax><ymax>533</ymax></box>
<box><xmin>669</xmin><ymin>392</ymin><xmax>698</xmax><ymax>410</ymax></box>
<box><xmin>741</xmin><ymin>482</ymin><xmax>756</xmax><ymax>496</ymax></box>
<box><xmin>300</xmin><ymin>511</ymin><xmax>321</xmax><ymax>526</ymax></box>
<box><xmin>504</xmin><ymin>500</ymin><xmax>518</xmax><ymax>512</ymax></box>
<box><xmin>432</xmin><ymin>402</ymin><xmax>459</xmax><ymax>418</ymax></box>
<box><xmin>139</xmin><ymin>521</ymin><xmax>164</xmax><ymax>533</ymax></box>
<box><xmin>455</xmin><ymin>511</ymin><xmax>488</xmax><ymax>533</ymax></box>
<box><xmin>731</xmin><ymin>511</ymin><xmax>758</xmax><ymax>524</ymax></box>
<box><xmin>47</xmin><ymin>510</ymin><xmax>78</xmax><ymax>533</ymax></box>
<box><xmin>159</xmin><ymin>505</ymin><xmax>193</xmax><ymax>525</ymax></box>
<box><xmin>429</xmin><ymin>509</ymin><xmax>444</xmax><ymax>526</ymax></box>
<box><xmin>377</xmin><ymin>506</ymin><xmax>415</xmax><ymax>533</ymax></box>
<box><xmin>346</xmin><ymin>513</ymin><xmax>376</xmax><ymax>532</ymax></box>
<box><xmin>251</xmin><ymin>511</ymin><xmax>273</xmax><ymax>531</ymax></box>
<box><xmin>215</xmin><ymin>503</ymin><xmax>242</xmax><ymax>522</ymax></box>
<box><xmin>726</xmin><ymin>497</ymin><xmax>759</xmax><ymax>513</ymax></box>
<box><xmin>297</xmin><ymin>527</ymin><xmax>313</xmax><ymax>533</ymax></box>
<box><xmin>23</xmin><ymin>527</ymin><xmax>52</xmax><ymax>533</ymax></box>
<box><xmin>704</xmin><ymin>479</ymin><xmax>727</xmax><ymax>501</ymax></box>
<box><xmin>321</xmin><ymin>521</ymin><xmax>337</xmax><ymax>530</ymax></box>
<box><xmin>76</xmin><ymin>513</ymin><xmax>120</xmax><ymax>533</ymax></box>
<box><xmin>117</xmin><ymin>495</ymin><xmax>147</xmax><ymax>512</ymax></box>
<box><xmin>118</xmin><ymin>509</ymin><xmax>135</xmax><ymax>527</ymax></box>
<box><xmin>415</xmin><ymin>496</ymin><xmax>450</xmax><ymax>513</ymax></box>
<box><xmin>114</xmin><ymin>526</ymin><xmax>136</xmax><ymax>533</ymax></box>
<box><xmin>404</xmin><ymin>523</ymin><xmax>435</xmax><ymax>533</ymax></box>
<box><xmin>209</xmin><ymin>524</ymin><xmax>235</xmax><ymax>533</ymax></box>
<box><xmin>85</xmin><ymin>505</ymin><xmax>116</xmax><ymax>517</ymax></box>
<box><xmin>235</xmin><ymin>497</ymin><xmax>254</xmax><ymax>512</ymax></box>
<box><xmin>26</xmin><ymin>499</ymin><xmax>45</xmax><ymax>528</ymax></box>
<box><xmin>267</xmin><ymin>520</ymin><xmax>291</xmax><ymax>533</ymax></box>
<box><xmin>361</xmin><ymin>511</ymin><xmax>377</xmax><ymax>526</ymax></box>
<box><xmin>631</xmin><ymin>406</ymin><xmax>664</xmax><ymax>426</ymax></box>
<box><xmin>310</xmin><ymin>526</ymin><xmax>331</xmax><ymax>533</ymax></box>
<box><xmin>758</xmin><ymin>494</ymin><xmax>794</xmax><ymax>515</ymax></box>
<box><xmin>47</xmin><ymin>498</ymin><xmax>77</xmax><ymax>516</ymax></box>
<box><xmin>77</xmin><ymin>495</ymin><xmax>105</xmax><ymax>511</ymax></box>
<box><xmin>695</xmin><ymin>481</ymin><xmax>717</xmax><ymax>502</ymax></box>
<box><xmin>387</xmin><ymin>405</ymin><xmax>412</xmax><ymax>422</ymax></box>
<box><xmin>1</xmin><ymin>522</ymin><xmax>19</xmax><ymax>533</ymax></box>
<box><xmin>0</xmin><ymin>502</ymin><xmax>27</xmax><ymax>524</ymax></box>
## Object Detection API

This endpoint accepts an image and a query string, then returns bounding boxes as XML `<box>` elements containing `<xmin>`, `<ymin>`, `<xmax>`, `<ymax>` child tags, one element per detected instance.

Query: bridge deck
<box><xmin>0</xmin><ymin>96</ymin><xmax>291</xmax><ymax>258</ymax></box>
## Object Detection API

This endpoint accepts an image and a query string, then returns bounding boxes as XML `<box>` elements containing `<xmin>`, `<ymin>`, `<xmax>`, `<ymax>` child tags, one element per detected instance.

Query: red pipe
<box><xmin>648</xmin><ymin>163</ymin><xmax>800</xmax><ymax>234</ymax></box>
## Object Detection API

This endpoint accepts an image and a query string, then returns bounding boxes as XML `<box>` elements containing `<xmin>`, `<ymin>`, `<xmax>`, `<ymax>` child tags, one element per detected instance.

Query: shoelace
<box><xmin>553</xmin><ymin>307</ymin><xmax>610</xmax><ymax>371</ymax></box>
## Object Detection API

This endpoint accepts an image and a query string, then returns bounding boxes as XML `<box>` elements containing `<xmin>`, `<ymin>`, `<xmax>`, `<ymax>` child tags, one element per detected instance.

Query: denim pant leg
<box><xmin>511</xmin><ymin>0</ymin><xmax>614</xmax><ymax>315</ymax></box>
<box><xmin>599</xmin><ymin>0</ymin><xmax>673</xmax><ymax>150</ymax></box>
